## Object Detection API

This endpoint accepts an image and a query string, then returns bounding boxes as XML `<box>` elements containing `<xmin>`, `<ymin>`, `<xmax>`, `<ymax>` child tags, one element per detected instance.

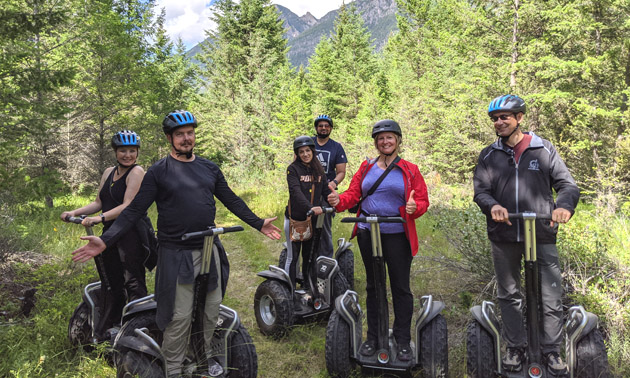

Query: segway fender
<box><xmin>416</xmin><ymin>296</ymin><xmax>445</xmax><ymax>330</ymax></box>
<box><xmin>333</xmin><ymin>238</ymin><xmax>352</xmax><ymax>258</ymax></box>
<box><xmin>256</xmin><ymin>266</ymin><xmax>292</xmax><ymax>289</ymax></box>
<box><xmin>334</xmin><ymin>290</ymin><xmax>362</xmax><ymax>357</ymax></box>
<box><xmin>114</xmin><ymin>335</ymin><xmax>163</xmax><ymax>360</ymax></box>
<box><xmin>120</xmin><ymin>295</ymin><xmax>157</xmax><ymax>323</ymax></box>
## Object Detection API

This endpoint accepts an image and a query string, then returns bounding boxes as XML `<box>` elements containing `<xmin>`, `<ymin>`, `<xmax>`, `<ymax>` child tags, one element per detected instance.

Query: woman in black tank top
<box><xmin>60</xmin><ymin>130</ymin><xmax>154</xmax><ymax>341</ymax></box>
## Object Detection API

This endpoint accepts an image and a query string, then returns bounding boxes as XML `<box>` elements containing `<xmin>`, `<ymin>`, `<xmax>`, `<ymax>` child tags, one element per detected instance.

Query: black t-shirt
<box><xmin>101</xmin><ymin>155</ymin><xmax>263</xmax><ymax>249</ymax></box>
<box><xmin>312</xmin><ymin>137</ymin><xmax>347</xmax><ymax>182</ymax></box>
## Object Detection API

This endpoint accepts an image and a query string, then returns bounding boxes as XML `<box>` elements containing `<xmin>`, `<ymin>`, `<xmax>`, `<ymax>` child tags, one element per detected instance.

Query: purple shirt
<box><xmin>358</xmin><ymin>165</ymin><xmax>405</xmax><ymax>234</ymax></box>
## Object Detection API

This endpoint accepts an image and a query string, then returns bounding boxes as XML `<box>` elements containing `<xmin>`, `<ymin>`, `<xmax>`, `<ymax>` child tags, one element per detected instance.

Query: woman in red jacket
<box><xmin>328</xmin><ymin>119</ymin><xmax>429</xmax><ymax>362</ymax></box>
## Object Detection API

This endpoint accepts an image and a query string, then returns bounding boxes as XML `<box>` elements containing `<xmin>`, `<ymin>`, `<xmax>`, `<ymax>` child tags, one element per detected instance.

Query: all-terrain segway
<box><xmin>113</xmin><ymin>225</ymin><xmax>258</xmax><ymax>378</ymax></box>
<box><xmin>66</xmin><ymin>215</ymin><xmax>119</xmax><ymax>347</ymax></box>
<box><xmin>254</xmin><ymin>207</ymin><xmax>350</xmax><ymax>337</ymax></box>
<box><xmin>278</xmin><ymin>211</ymin><xmax>355</xmax><ymax>289</ymax></box>
<box><xmin>466</xmin><ymin>212</ymin><xmax>610</xmax><ymax>378</ymax></box>
<box><xmin>325</xmin><ymin>215</ymin><xmax>449</xmax><ymax>377</ymax></box>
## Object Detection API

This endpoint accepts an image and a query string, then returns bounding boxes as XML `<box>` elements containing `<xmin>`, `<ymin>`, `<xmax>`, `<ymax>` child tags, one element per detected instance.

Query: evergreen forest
<box><xmin>1</xmin><ymin>0</ymin><xmax>629</xmax><ymax>376</ymax></box>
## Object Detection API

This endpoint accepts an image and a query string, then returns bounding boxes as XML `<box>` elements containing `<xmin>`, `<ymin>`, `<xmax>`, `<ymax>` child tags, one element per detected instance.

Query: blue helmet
<box><xmin>488</xmin><ymin>95</ymin><xmax>526</xmax><ymax>116</ymax></box>
<box><xmin>314</xmin><ymin>114</ymin><xmax>333</xmax><ymax>128</ymax></box>
<box><xmin>111</xmin><ymin>130</ymin><xmax>140</xmax><ymax>149</ymax></box>
<box><xmin>162</xmin><ymin>110</ymin><xmax>197</xmax><ymax>134</ymax></box>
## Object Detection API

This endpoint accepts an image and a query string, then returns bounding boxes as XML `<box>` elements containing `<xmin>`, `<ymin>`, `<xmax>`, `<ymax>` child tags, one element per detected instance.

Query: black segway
<box><xmin>66</xmin><ymin>215</ymin><xmax>119</xmax><ymax>347</ymax></box>
<box><xmin>113</xmin><ymin>225</ymin><xmax>257</xmax><ymax>378</ymax></box>
<box><xmin>466</xmin><ymin>212</ymin><xmax>610</xmax><ymax>378</ymax></box>
<box><xmin>253</xmin><ymin>207</ymin><xmax>350</xmax><ymax>337</ymax></box>
<box><xmin>325</xmin><ymin>215</ymin><xmax>449</xmax><ymax>377</ymax></box>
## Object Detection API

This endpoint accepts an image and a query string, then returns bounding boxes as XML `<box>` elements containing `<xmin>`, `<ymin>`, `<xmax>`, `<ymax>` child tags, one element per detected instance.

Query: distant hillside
<box><xmin>185</xmin><ymin>0</ymin><xmax>398</xmax><ymax>68</ymax></box>
<box><xmin>287</xmin><ymin>0</ymin><xmax>398</xmax><ymax>67</ymax></box>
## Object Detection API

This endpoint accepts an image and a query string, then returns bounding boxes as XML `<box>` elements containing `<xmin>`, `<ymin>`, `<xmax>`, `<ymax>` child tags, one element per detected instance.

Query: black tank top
<box><xmin>99</xmin><ymin>165</ymin><xmax>136</xmax><ymax>230</ymax></box>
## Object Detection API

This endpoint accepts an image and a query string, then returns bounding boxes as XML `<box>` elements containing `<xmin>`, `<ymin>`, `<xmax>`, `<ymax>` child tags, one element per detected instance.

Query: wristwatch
<box><xmin>332</xmin><ymin>179</ymin><xmax>339</xmax><ymax>185</ymax></box>
<box><xmin>100</xmin><ymin>213</ymin><xmax>106</xmax><ymax>223</ymax></box>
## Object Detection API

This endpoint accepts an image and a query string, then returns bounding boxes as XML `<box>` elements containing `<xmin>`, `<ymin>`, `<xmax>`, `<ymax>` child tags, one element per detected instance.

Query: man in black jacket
<box><xmin>473</xmin><ymin>95</ymin><xmax>580</xmax><ymax>375</ymax></box>
<box><xmin>72</xmin><ymin>110</ymin><xmax>281</xmax><ymax>378</ymax></box>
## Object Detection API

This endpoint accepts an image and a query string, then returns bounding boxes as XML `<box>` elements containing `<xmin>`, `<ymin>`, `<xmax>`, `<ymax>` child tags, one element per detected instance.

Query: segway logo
<box><xmin>320</xmin><ymin>265</ymin><xmax>328</xmax><ymax>273</ymax></box>
<box><xmin>528</xmin><ymin>159</ymin><xmax>540</xmax><ymax>171</ymax></box>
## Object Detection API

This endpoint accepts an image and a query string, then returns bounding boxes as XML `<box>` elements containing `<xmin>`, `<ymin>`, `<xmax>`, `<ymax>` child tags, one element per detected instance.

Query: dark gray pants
<box><xmin>491</xmin><ymin>241</ymin><xmax>563</xmax><ymax>353</ymax></box>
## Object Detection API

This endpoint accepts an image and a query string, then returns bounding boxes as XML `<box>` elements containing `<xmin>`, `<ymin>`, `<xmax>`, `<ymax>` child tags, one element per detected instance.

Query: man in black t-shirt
<box><xmin>73</xmin><ymin>110</ymin><xmax>281</xmax><ymax>378</ymax></box>
<box><xmin>311</xmin><ymin>114</ymin><xmax>347</xmax><ymax>257</ymax></box>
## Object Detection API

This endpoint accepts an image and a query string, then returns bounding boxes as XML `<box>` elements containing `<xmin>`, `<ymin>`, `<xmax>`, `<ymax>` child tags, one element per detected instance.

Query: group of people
<box><xmin>68</xmin><ymin>93</ymin><xmax>579</xmax><ymax>376</ymax></box>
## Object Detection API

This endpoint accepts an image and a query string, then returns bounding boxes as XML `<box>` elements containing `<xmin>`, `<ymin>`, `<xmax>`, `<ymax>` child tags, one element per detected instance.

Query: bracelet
<box><xmin>333</xmin><ymin>179</ymin><xmax>338</xmax><ymax>185</ymax></box>
<box><xmin>100</xmin><ymin>213</ymin><xmax>105</xmax><ymax>223</ymax></box>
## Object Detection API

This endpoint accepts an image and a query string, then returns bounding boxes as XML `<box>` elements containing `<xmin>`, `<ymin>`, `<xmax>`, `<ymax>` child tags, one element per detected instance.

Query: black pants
<box><xmin>357</xmin><ymin>229</ymin><xmax>413</xmax><ymax>345</ymax></box>
<box><xmin>94</xmin><ymin>230</ymin><xmax>148</xmax><ymax>338</ymax></box>
<box><xmin>283</xmin><ymin>216</ymin><xmax>315</xmax><ymax>289</ymax></box>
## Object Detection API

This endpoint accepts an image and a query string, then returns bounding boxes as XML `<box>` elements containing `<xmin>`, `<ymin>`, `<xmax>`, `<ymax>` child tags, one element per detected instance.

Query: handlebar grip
<box><xmin>181</xmin><ymin>225</ymin><xmax>245</xmax><ymax>241</ymax></box>
<box><xmin>306</xmin><ymin>209</ymin><xmax>314</xmax><ymax>217</ymax></box>
<box><xmin>66</xmin><ymin>215</ymin><xmax>86</xmax><ymax>224</ymax></box>
<box><xmin>508</xmin><ymin>212</ymin><xmax>553</xmax><ymax>220</ymax></box>
<box><xmin>341</xmin><ymin>216</ymin><xmax>405</xmax><ymax>224</ymax></box>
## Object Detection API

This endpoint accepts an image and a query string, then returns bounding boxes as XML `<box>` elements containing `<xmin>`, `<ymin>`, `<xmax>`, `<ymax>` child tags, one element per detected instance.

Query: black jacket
<box><xmin>284</xmin><ymin>160</ymin><xmax>331</xmax><ymax>221</ymax></box>
<box><xmin>473</xmin><ymin>132</ymin><xmax>580</xmax><ymax>243</ymax></box>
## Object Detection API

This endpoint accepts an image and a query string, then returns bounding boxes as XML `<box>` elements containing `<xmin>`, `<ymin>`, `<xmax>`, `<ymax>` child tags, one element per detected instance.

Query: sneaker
<box><xmin>359</xmin><ymin>340</ymin><xmax>376</xmax><ymax>357</ymax></box>
<box><xmin>397</xmin><ymin>344</ymin><xmax>413</xmax><ymax>362</ymax></box>
<box><xmin>206</xmin><ymin>358</ymin><xmax>224</xmax><ymax>377</ymax></box>
<box><xmin>502</xmin><ymin>347</ymin><xmax>524</xmax><ymax>372</ymax></box>
<box><xmin>545</xmin><ymin>351</ymin><xmax>569</xmax><ymax>375</ymax></box>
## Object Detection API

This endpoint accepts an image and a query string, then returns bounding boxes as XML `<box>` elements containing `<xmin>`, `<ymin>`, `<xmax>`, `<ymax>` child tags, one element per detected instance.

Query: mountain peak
<box><xmin>300</xmin><ymin>12</ymin><xmax>317</xmax><ymax>26</ymax></box>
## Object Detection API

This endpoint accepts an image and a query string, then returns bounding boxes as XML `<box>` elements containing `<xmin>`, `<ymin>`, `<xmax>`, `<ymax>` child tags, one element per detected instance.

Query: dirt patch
<box><xmin>0</xmin><ymin>249</ymin><xmax>59</xmax><ymax>319</ymax></box>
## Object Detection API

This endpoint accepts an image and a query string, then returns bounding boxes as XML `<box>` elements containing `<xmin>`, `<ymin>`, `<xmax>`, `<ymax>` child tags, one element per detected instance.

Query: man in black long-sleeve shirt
<box><xmin>73</xmin><ymin>110</ymin><xmax>281</xmax><ymax>377</ymax></box>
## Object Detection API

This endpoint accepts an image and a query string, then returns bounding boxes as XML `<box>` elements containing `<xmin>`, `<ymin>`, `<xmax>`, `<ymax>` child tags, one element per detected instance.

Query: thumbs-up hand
<box><xmin>328</xmin><ymin>186</ymin><xmax>340</xmax><ymax>207</ymax></box>
<box><xmin>406</xmin><ymin>190</ymin><xmax>416</xmax><ymax>214</ymax></box>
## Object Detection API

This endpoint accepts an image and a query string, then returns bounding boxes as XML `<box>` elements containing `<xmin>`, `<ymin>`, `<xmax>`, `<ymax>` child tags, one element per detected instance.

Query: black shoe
<box><xmin>359</xmin><ymin>340</ymin><xmax>376</xmax><ymax>357</ymax></box>
<box><xmin>502</xmin><ymin>347</ymin><xmax>524</xmax><ymax>372</ymax></box>
<box><xmin>397</xmin><ymin>344</ymin><xmax>412</xmax><ymax>362</ymax></box>
<box><xmin>545</xmin><ymin>351</ymin><xmax>569</xmax><ymax>375</ymax></box>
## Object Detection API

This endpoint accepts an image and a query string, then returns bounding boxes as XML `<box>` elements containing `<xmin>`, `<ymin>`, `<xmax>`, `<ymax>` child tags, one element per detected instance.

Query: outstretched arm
<box><xmin>71</xmin><ymin>236</ymin><xmax>106</xmax><ymax>263</ymax></box>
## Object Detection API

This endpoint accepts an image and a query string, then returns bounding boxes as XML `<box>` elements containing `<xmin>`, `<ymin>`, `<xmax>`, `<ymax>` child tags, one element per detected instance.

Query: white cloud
<box><xmin>272</xmin><ymin>1</ymin><xmax>350</xmax><ymax>19</ymax></box>
<box><xmin>155</xmin><ymin>0</ymin><xmax>351</xmax><ymax>50</ymax></box>
<box><xmin>154</xmin><ymin>0</ymin><xmax>217</xmax><ymax>49</ymax></box>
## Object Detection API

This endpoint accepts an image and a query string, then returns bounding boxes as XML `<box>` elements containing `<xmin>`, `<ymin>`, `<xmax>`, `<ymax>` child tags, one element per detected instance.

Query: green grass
<box><xmin>1</xmin><ymin>184</ymin><xmax>629</xmax><ymax>377</ymax></box>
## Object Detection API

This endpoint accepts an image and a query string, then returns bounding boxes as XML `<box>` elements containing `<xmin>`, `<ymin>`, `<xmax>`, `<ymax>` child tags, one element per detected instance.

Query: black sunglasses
<box><xmin>490</xmin><ymin>114</ymin><xmax>514</xmax><ymax>122</ymax></box>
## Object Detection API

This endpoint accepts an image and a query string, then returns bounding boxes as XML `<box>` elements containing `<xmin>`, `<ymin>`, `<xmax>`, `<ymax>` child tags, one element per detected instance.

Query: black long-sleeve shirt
<box><xmin>101</xmin><ymin>155</ymin><xmax>264</xmax><ymax>250</ymax></box>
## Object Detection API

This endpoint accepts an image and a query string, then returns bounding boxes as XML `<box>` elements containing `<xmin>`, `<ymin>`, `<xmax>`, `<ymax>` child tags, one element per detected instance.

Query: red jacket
<box><xmin>335</xmin><ymin>158</ymin><xmax>429</xmax><ymax>256</ymax></box>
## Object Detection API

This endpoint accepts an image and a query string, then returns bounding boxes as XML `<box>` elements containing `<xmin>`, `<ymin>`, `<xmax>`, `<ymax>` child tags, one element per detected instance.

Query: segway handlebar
<box><xmin>181</xmin><ymin>225</ymin><xmax>245</xmax><ymax>241</ymax></box>
<box><xmin>507</xmin><ymin>212</ymin><xmax>552</xmax><ymax>220</ymax></box>
<box><xmin>341</xmin><ymin>216</ymin><xmax>405</xmax><ymax>224</ymax></box>
<box><xmin>65</xmin><ymin>215</ymin><xmax>86</xmax><ymax>224</ymax></box>
<box><xmin>306</xmin><ymin>206</ymin><xmax>335</xmax><ymax>217</ymax></box>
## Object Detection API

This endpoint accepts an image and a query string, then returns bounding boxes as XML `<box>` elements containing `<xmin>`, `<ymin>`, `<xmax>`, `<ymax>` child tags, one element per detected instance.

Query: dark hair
<box><xmin>295</xmin><ymin>146</ymin><xmax>326</xmax><ymax>178</ymax></box>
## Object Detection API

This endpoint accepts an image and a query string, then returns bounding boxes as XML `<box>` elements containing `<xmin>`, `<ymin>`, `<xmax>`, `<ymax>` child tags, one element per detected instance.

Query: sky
<box><xmin>154</xmin><ymin>0</ymin><xmax>350</xmax><ymax>50</ymax></box>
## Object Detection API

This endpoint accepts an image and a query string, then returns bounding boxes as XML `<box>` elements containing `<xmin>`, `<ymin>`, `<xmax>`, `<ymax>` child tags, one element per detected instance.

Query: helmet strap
<box><xmin>498</xmin><ymin>123</ymin><xmax>520</xmax><ymax>143</ymax></box>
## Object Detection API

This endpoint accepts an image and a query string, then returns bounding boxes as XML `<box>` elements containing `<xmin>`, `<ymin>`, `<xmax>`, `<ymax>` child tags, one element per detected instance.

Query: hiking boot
<box><xmin>502</xmin><ymin>347</ymin><xmax>524</xmax><ymax>372</ymax></box>
<box><xmin>359</xmin><ymin>339</ymin><xmax>376</xmax><ymax>357</ymax></box>
<box><xmin>397</xmin><ymin>344</ymin><xmax>413</xmax><ymax>362</ymax></box>
<box><xmin>545</xmin><ymin>351</ymin><xmax>569</xmax><ymax>375</ymax></box>
<box><xmin>206</xmin><ymin>358</ymin><xmax>224</xmax><ymax>377</ymax></box>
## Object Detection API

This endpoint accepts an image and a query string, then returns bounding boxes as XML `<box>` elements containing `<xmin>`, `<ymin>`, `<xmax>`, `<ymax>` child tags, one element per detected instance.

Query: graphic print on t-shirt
<box><xmin>316</xmin><ymin>151</ymin><xmax>331</xmax><ymax>174</ymax></box>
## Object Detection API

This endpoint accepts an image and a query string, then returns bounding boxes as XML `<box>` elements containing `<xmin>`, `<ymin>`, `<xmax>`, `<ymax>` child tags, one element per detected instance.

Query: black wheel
<box><xmin>325</xmin><ymin>309</ymin><xmax>354</xmax><ymax>377</ymax></box>
<box><xmin>575</xmin><ymin>328</ymin><xmax>610</xmax><ymax>378</ymax></box>
<box><xmin>278</xmin><ymin>248</ymin><xmax>287</xmax><ymax>269</ymax></box>
<box><xmin>68</xmin><ymin>301</ymin><xmax>92</xmax><ymax>347</ymax></box>
<box><xmin>116</xmin><ymin>350</ymin><xmax>163</xmax><ymax>378</ymax></box>
<box><xmin>113</xmin><ymin>312</ymin><xmax>162</xmax><ymax>370</ymax></box>
<box><xmin>336</xmin><ymin>249</ymin><xmax>354</xmax><ymax>290</ymax></box>
<box><xmin>466</xmin><ymin>320</ymin><xmax>496</xmax><ymax>378</ymax></box>
<box><xmin>417</xmin><ymin>314</ymin><xmax>448</xmax><ymax>378</ymax></box>
<box><xmin>331</xmin><ymin>271</ymin><xmax>350</xmax><ymax>305</ymax></box>
<box><xmin>253</xmin><ymin>280</ymin><xmax>294</xmax><ymax>338</ymax></box>
<box><xmin>226</xmin><ymin>323</ymin><xmax>258</xmax><ymax>378</ymax></box>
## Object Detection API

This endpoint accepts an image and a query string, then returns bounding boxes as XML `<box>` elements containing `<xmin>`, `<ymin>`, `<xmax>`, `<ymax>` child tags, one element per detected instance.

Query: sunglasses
<box><xmin>490</xmin><ymin>114</ymin><xmax>514</xmax><ymax>122</ymax></box>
